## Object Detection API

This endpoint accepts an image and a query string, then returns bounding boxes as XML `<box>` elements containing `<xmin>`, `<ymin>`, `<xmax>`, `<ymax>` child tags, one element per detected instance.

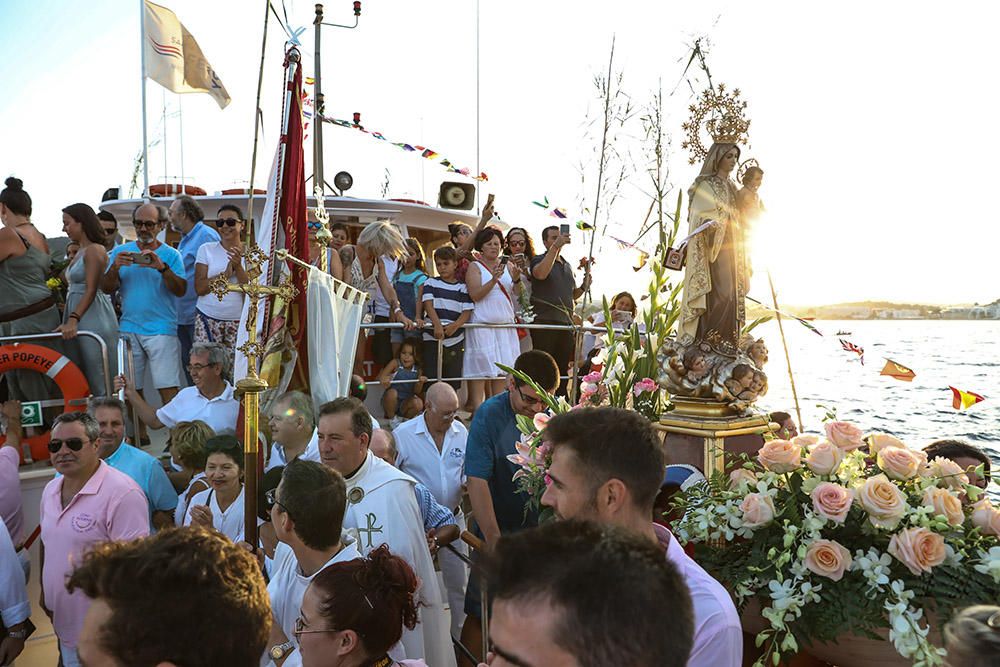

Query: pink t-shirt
<box><xmin>41</xmin><ymin>461</ymin><xmax>150</xmax><ymax>648</ymax></box>
<box><xmin>0</xmin><ymin>447</ymin><xmax>24</xmax><ymax>544</ymax></box>
<box><xmin>653</xmin><ymin>523</ymin><xmax>743</xmax><ymax>667</ymax></box>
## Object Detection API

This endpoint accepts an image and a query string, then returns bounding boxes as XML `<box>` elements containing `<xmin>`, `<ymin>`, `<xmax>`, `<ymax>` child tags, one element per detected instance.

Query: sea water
<box><xmin>754</xmin><ymin>319</ymin><xmax>999</xmax><ymax>466</ymax></box>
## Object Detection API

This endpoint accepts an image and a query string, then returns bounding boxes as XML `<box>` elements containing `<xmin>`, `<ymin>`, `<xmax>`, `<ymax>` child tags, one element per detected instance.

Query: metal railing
<box><xmin>0</xmin><ymin>331</ymin><xmax>112</xmax><ymax>398</ymax></box>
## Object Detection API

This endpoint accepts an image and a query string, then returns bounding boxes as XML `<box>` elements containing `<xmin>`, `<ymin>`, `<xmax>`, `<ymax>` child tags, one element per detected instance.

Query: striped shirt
<box><xmin>414</xmin><ymin>482</ymin><xmax>457</xmax><ymax>531</ymax></box>
<box><xmin>421</xmin><ymin>277</ymin><xmax>474</xmax><ymax>347</ymax></box>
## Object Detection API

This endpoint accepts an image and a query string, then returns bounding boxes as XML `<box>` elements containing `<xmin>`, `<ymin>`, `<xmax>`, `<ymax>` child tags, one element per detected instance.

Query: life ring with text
<box><xmin>0</xmin><ymin>343</ymin><xmax>91</xmax><ymax>463</ymax></box>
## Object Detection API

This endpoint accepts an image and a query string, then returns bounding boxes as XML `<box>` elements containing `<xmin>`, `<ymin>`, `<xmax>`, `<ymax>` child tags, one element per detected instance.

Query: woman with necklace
<box><xmin>57</xmin><ymin>203</ymin><xmax>118</xmax><ymax>395</ymax></box>
<box><xmin>463</xmin><ymin>226</ymin><xmax>522</xmax><ymax>413</ymax></box>
<box><xmin>0</xmin><ymin>177</ymin><xmax>63</xmax><ymax>399</ymax></box>
<box><xmin>194</xmin><ymin>205</ymin><xmax>249</xmax><ymax>380</ymax></box>
<box><xmin>297</xmin><ymin>544</ymin><xmax>428</xmax><ymax>667</ymax></box>
<box><xmin>184</xmin><ymin>435</ymin><xmax>255</xmax><ymax>542</ymax></box>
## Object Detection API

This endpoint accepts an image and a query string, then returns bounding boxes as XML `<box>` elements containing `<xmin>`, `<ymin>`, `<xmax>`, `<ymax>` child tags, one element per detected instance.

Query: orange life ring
<box><xmin>220</xmin><ymin>188</ymin><xmax>266</xmax><ymax>195</ymax></box>
<box><xmin>148</xmin><ymin>183</ymin><xmax>207</xmax><ymax>197</ymax></box>
<box><xmin>0</xmin><ymin>343</ymin><xmax>90</xmax><ymax>464</ymax></box>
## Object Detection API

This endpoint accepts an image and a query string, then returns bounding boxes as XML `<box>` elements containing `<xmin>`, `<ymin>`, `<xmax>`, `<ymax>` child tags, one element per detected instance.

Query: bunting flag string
<box><xmin>746</xmin><ymin>296</ymin><xmax>824</xmax><ymax>337</ymax></box>
<box><xmin>839</xmin><ymin>339</ymin><xmax>865</xmax><ymax>365</ymax></box>
<box><xmin>949</xmin><ymin>385</ymin><xmax>986</xmax><ymax>410</ymax></box>
<box><xmin>607</xmin><ymin>235</ymin><xmax>651</xmax><ymax>272</ymax></box>
<box><xmin>319</xmin><ymin>115</ymin><xmax>488</xmax><ymax>182</ymax></box>
<box><xmin>531</xmin><ymin>196</ymin><xmax>594</xmax><ymax>230</ymax></box>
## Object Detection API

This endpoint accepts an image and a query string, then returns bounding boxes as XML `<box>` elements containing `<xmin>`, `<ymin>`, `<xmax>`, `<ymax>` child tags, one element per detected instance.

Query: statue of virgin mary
<box><xmin>677</xmin><ymin>142</ymin><xmax>749</xmax><ymax>356</ymax></box>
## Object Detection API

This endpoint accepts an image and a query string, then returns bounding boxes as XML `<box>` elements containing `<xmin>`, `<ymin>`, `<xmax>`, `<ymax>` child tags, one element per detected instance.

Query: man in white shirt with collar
<box><xmin>539</xmin><ymin>406</ymin><xmax>742</xmax><ymax>667</ymax></box>
<box><xmin>264</xmin><ymin>459</ymin><xmax>360</xmax><ymax>667</ymax></box>
<box><xmin>266</xmin><ymin>391</ymin><xmax>320</xmax><ymax>471</ymax></box>
<box><xmin>392</xmin><ymin>382</ymin><xmax>468</xmax><ymax>640</ymax></box>
<box><xmin>116</xmin><ymin>342</ymin><xmax>239</xmax><ymax>435</ymax></box>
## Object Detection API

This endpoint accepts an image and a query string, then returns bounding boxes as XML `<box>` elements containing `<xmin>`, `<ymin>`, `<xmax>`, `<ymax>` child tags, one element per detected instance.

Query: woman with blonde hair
<box><xmin>340</xmin><ymin>220</ymin><xmax>412</xmax><ymax>370</ymax></box>
<box><xmin>944</xmin><ymin>605</ymin><xmax>1000</xmax><ymax>667</ymax></box>
<box><xmin>167</xmin><ymin>419</ymin><xmax>215</xmax><ymax>526</ymax></box>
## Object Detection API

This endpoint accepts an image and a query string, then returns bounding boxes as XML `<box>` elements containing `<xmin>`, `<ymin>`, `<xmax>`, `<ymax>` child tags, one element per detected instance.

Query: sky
<box><xmin>1</xmin><ymin>0</ymin><xmax>998</xmax><ymax>307</ymax></box>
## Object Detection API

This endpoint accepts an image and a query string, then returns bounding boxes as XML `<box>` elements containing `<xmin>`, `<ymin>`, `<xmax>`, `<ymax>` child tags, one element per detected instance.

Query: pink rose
<box><xmin>739</xmin><ymin>493</ymin><xmax>776</xmax><ymax>528</ymax></box>
<box><xmin>857</xmin><ymin>474</ymin><xmax>908</xmax><ymax>529</ymax></box>
<box><xmin>582</xmin><ymin>371</ymin><xmax>602</xmax><ymax>384</ymax></box>
<box><xmin>803</xmin><ymin>539</ymin><xmax>853</xmax><ymax>582</ymax></box>
<box><xmin>888</xmin><ymin>527</ymin><xmax>946</xmax><ymax>576</ymax></box>
<box><xmin>925</xmin><ymin>456</ymin><xmax>970</xmax><ymax>490</ymax></box>
<box><xmin>757</xmin><ymin>440</ymin><xmax>802</xmax><ymax>474</ymax></box>
<box><xmin>811</xmin><ymin>482</ymin><xmax>854</xmax><ymax>523</ymax></box>
<box><xmin>867</xmin><ymin>433</ymin><xmax>906</xmax><ymax>455</ymax></box>
<box><xmin>632</xmin><ymin>377</ymin><xmax>657</xmax><ymax>397</ymax></box>
<box><xmin>971</xmin><ymin>500</ymin><xmax>1000</xmax><ymax>536</ymax></box>
<box><xmin>791</xmin><ymin>434</ymin><xmax>820</xmax><ymax>448</ymax></box>
<box><xmin>805</xmin><ymin>441</ymin><xmax>844</xmax><ymax>476</ymax></box>
<box><xmin>728</xmin><ymin>468</ymin><xmax>757</xmax><ymax>491</ymax></box>
<box><xmin>922</xmin><ymin>487</ymin><xmax>965</xmax><ymax>527</ymax></box>
<box><xmin>876</xmin><ymin>446</ymin><xmax>923</xmax><ymax>481</ymax></box>
<box><xmin>824</xmin><ymin>421</ymin><xmax>865</xmax><ymax>450</ymax></box>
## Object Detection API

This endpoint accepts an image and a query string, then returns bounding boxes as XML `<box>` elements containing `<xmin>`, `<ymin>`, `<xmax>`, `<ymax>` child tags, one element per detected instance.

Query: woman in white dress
<box><xmin>184</xmin><ymin>435</ymin><xmax>249</xmax><ymax>542</ymax></box>
<box><xmin>464</xmin><ymin>226</ymin><xmax>522</xmax><ymax>413</ymax></box>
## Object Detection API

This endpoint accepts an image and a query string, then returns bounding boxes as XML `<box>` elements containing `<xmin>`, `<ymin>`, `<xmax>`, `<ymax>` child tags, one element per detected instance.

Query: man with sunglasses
<box><xmin>264</xmin><ymin>459</ymin><xmax>360</xmax><ymax>666</ymax></box>
<box><xmin>102</xmin><ymin>203</ymin><xmax>186</xmax><ymax>445</ymax></box>
<box><xmin>169</xmin><ymin>195</ymin><xmax>219</xmax><ymax>384</ymax></box>
<box><xmin>39</xmin><ymin>412</ymin><xmax>149</xmax><ymax>667</ymax></box>
<box><xmin>460</xmin><ymin>350</ymin><xmax>559</xmax><ymax>661</ymax></box>
<box><xmin>393</xmin><ymin>382</ymin><xmax>469</xmax><ymax>642</ymax></box>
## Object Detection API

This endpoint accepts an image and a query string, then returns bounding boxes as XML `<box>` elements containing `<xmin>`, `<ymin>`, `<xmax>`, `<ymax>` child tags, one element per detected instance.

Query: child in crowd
<box><xmin>392</xmin><ymin>238</ymin><xmax>428</xmax><ymax>357</ymax></box>
<box><xmin>378</xmin><ymin>338</ymin><xmax>427</xmax><ymax>427</ymax></box>
<box><xmin>421</xmin><ymin>245</ymin><xmax>474</xmax><ymax>390</ymax></box>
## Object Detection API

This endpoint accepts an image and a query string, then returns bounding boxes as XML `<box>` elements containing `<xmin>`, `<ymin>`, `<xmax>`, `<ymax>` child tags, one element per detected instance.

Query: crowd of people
<box><xmin>2</xmin><ymin>176</ymin><xmax>999</xmax><ymax>666</ymax></box>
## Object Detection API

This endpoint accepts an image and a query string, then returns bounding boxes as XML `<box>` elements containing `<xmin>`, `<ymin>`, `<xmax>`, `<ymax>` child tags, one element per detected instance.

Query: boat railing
<box><xmin>0</xmin><ymin>331</ymin><xmax>112</xmax><ymax>399</ymax></box>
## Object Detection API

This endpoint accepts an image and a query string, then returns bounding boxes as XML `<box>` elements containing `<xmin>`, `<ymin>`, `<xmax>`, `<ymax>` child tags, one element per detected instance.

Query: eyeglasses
<box><xmin>214</xmin><ymin>218</ymin><xmax>241</xmax><ymax>228</ymax></box>
<box><xmin>264</xmin><ymin>488</ymin><xmax>291</xmax><ymax>515</ymax></box>
<box><xmin>307</xmin><ymin>221</ymin><xmax>324</xmax><ymax>230</ymax></box>
<box><xmin>515</xmin><ymin>385</ymin><xmax>546</xmax><ymax>409</ymax></box>
<box><xmin>133</xmin><ymin>220</ymin><xmax>159</xmax><ymax>229</ymax></box>
<box><xmin>293</xmin><ymin>616</ymin><xmax>340</xmax><ymax>637</ymax></box>
<box><xmin>48</xmin><ymin>437</ymin><xmax>88</xmax><ymax>454</ymax></box>
<box><xmin>187</xmin><ymin>363</ymin><xmax>218</xmax><ymax>373</ymax></box>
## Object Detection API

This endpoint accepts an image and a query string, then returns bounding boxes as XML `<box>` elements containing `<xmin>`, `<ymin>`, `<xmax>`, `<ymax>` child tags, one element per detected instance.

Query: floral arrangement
<box><xmin>673</xmin><ymin>422</ymin><xmax>1000</xmax><ymax>666</ymax></box>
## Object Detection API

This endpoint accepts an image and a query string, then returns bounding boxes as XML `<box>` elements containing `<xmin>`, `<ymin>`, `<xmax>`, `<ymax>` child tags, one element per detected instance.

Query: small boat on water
<box><xmin>836</xmin><ymin>329</ymin><xmax>852</xmax><ymax>335</ymax></box>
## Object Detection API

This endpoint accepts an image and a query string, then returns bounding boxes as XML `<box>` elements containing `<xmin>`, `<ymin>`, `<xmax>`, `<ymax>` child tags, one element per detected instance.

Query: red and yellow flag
<box><xmin>880</xmin><ymin>359</ymin><xmax>916</xmax><ymax>382</ymax></box>
<box><xmin>949</xmin><ymin>386</ymin><xmax>985</xmax><ymax>410</ymax></box>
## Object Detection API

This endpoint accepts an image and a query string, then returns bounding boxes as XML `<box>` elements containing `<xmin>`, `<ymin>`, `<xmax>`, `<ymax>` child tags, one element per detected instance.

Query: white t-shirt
<box><xmin>183</xmin><ymin>486</ymin><xmax>259</xmax><ymax>543</ymax></box>
<box><xmin>266</xmin><ymin>538</ymin><xmax>362</xmax><ymax>667</ymax></box>
<box><xmin>265</xmin><ymin>437</ymin><xmax>322</xmax><ymax>472</ymax></box>
<box><xmin>194</xmin><ymin>242</ymin><xmax>245</xmax><ymax>321</ymax></box>
<box><xmin>156</xmin><ymin>383</ymin><xmax>240</xmax><ymax>434</ymax></box>
<box><xmin>373</xmin><ymin>256</ymin><xmax>399</xmax><ymax>317</ymax></box>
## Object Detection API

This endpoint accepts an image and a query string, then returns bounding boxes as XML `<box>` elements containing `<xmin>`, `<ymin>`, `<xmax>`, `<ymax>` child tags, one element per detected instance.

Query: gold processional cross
<box><xmin>210</xmin><ymin>241</ymin><xmax>299</xmax><ymax>546</ymax></box>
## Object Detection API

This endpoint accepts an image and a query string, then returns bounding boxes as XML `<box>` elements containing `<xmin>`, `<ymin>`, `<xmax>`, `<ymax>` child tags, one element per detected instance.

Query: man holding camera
<box><xmin>529</xmin><ymin>224</ymin><xmax>591</xmax><ymax>396</ymax></box>
<box><xmin>101</xmin><ymin>203</ymin><xmax>186</xmax><ymax>444</ymax></box>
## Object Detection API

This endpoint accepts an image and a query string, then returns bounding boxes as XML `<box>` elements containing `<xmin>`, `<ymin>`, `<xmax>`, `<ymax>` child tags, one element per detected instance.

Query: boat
<box><xmin>836</xmin><ymin>329</ymin><xmax>852</xmax><ymax>336</ymax></box>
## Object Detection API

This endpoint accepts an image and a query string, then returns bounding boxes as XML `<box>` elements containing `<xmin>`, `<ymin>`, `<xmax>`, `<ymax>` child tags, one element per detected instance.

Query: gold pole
<box><xmin>767</xmin><ymin>270</ymin><xmax>803</xmax><ymax>434</ymax></box>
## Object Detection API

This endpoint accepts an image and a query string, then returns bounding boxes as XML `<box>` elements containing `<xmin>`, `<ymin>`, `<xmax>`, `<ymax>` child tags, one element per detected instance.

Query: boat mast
<box><xmin>313</xmin><ymin>3</ymin><xmax>330</xmax><ymax>272</ymax></box>
<box><xmin>139</xmin><ymin>0</ymin><xmax>150</xmax><ymax>198</ymax></box>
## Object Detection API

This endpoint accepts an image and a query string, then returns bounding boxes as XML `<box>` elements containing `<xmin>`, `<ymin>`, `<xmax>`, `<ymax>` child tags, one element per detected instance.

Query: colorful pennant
<box><xmin>949</xmin><ymin>386</ymin><xmax>985</xmax><ymax>410</ymax></box>
<box><xmin>880</xmin><ymin>359</ymin><xmax>916</xmax><ymax>382</ymax></box>
<box><xmin>532</xmin><ymin>196</ymin><xmax>593</xmax><ymax>230</ymax></box>
<box><xmin>839</xmin><ymin>339</ymin><xmax>865</xmax><ymax>365</ymax></box>
<box><xmin>320</xmin><ymin>116</ymin><xmax>488</xmax><ymax>182</ymax></box>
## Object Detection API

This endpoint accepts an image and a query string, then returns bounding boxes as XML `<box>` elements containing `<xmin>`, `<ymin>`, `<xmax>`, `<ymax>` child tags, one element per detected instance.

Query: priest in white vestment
<box><xmin>316</xmin><ymin>398</ymin><xmax>455</xmax><ymax>667</ymax></box>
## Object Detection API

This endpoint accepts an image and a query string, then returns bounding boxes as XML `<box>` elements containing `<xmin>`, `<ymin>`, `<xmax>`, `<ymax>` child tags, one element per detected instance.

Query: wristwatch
<box><xmin>270</xmin><ymin>641</ymin><xmax>295</xmax><ymax>660</ymax></box>
<box><xmin>7</xmin><ymin>626</ymin><xmax>28</xmax><ymax>641</ymax></box>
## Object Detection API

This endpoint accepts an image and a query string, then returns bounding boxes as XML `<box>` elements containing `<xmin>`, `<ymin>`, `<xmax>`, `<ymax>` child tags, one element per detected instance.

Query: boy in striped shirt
<box><xmin>421</xmin><ymin>246</ymin><xmax>474</xmax><ymax>389</ymax></box>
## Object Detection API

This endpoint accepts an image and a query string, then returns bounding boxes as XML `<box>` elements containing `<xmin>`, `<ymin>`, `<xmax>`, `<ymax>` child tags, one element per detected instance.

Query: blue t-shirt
<box><xmin>176</xmin><ymin>222</ymin><xmax>220</xmax><ymax>325</ymax></box>
<box><xmin>105</xmin><ymin>442</ymin><xmax>178</xmax><ymax>525</ymax></box>
<box><xmin>464</xmin><ymin>391</ymin><xmax>539</xmax><ymax>532</ymax></box>
<box><xmin>108</xmin><ymin>242</ymin><xmax>186</xmax><ymax>336</ymax></box>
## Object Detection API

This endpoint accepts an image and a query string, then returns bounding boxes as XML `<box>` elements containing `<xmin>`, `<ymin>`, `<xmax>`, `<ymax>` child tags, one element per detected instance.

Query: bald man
<box><xmin>392</xmin><ymin>382</ymin><xmax>468</xmax><ymax>640</ymax></box>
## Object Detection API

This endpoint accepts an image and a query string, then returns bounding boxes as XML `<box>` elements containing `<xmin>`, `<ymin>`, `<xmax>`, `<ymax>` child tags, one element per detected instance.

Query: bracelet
<box><xmin>68</xmin><ymin>313</ymin><xmax>81</xmax><ymax>321</ymax></box>
<box><xmin>158</xmin><ymin>266</ymin><xmax>168</xmax><ymax>274</ymax></box>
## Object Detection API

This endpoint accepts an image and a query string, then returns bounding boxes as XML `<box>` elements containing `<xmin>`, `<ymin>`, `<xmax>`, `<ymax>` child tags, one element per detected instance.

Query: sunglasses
<box><xmin>214</xmin><ymin>218</ymin><xmax>241</xmax><ymax>228</ymax></box>
<box><xmin>307</xmin><ymin>221</ymin><xmax>324</xmax><ymax>230</ymax></box>
<box><xmin>133</xmin><ymin>220</ymin><xmax>158</xmax><ymax>229</ymax></box>
<box><xmin>265</xmin><ymin>488</ymin><xmax>291</xmax><ymax>516</ymax></box>
<box><xmin>48</xmin><ymin>437</ymin><xmax>88</xmax><ymax>453</ymax></box>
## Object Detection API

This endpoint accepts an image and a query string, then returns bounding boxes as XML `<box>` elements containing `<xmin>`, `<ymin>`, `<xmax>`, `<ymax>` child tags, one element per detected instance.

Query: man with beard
<box><xmin>540</xmin><ymin>406</ymin><xmax>742</xmax><ymax>667</ymax></box>
<box><xmin>101</xmin><ymin>203</ymin><xmax>186</xmax><ymax>446</ymax></box>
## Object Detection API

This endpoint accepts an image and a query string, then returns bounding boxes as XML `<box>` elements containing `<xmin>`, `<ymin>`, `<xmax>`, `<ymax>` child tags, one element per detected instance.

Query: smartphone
<box><xmin>499</xmin><ymin>255</ymin><xmax>509</xmax><ymax>266</ymax></box>
<box><xmin>132</xmin><ymin>252</ymin><xmax>154</xmax><ymax>266</ymax></box>
<box><xmin>513</xmin><ymin>252</ymin><xmax>526</xmax><ymax>266</ymax></box>
<box><xmin>560</xmin><ymin>223</ymin><xmax>570</xmax><ymax>236</ymax></box>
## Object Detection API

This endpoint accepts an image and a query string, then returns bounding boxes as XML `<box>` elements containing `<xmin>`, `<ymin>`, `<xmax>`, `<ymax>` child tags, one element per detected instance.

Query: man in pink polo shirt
<box><xmin>40</xmin><ymin>411</ymin><xmax>149</xmax><ymax>667</ymax></box>
<box><xmin>540</xmin><ymin>407</ymin><xmax>742</xmax><ymax>667</ymax></box>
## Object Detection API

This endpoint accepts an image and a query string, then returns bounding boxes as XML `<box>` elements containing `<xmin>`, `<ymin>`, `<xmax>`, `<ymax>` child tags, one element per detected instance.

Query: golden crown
<box><xmin>681</xmin><ymin>83</ymin><xmax>751</xmax><ymax>164</ymax></box>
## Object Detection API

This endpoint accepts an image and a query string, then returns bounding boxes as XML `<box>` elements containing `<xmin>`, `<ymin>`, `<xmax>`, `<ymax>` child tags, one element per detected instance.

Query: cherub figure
<box><xmin>746</xmin><ymin>337</ymin><xmax>769</xmax><ymax>369</ymax></box>
<box><xmin>681</xmin><ymin>347</ymin><xmax>711</xmax><ymax>390</ymax></box>
<box><xmin>737</xmin><ymin>164</ymin><xmax>765</xmax><ymax>225</ymax></box>
<box><xmin>723</xmin><ymin>363</ymin><xmax>755</xmax><ymax>401</ymax></box>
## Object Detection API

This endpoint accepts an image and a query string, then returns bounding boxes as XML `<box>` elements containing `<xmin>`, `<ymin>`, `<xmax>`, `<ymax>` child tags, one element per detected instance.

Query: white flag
<box><xmin>143</xmin><ymin>1</ymin><xmax>230</xmax><ymax>109</ymax></box>
<box><xmin>306</xmin><ymin>267</ymin><xmax>367</xmax><ymax>406</ymax></box>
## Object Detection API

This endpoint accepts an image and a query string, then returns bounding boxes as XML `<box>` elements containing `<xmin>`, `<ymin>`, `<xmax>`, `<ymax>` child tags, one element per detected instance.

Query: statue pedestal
<box><xmin>655</xmin><ymin>398</ymin><xmax>775</xmax><ymax>478</ymax></box>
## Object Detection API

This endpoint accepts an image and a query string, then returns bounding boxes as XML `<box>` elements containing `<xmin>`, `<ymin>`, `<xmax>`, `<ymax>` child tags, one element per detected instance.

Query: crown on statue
<box><xmin>681</xmin><ymin>83</ymin><xmax>751</xmax><ymax>164</ymax></box>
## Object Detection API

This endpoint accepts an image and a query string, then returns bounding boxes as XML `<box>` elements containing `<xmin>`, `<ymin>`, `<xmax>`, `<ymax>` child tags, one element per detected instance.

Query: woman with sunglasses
<box><xmin>193</xmin><ymin>205</ymin><xmax>248</xmax><ymax>380</ymax></box>
<box><xmin>184</xmin><ymin>434</ymin><xmax>257</xmax><ymax>543</ymax></box>
<box><xmin>57</xmin><ymin>203</ymin><xmax>118</xmax><ymax>395</ymax></box>
<box><xmin>308</xmin><ymin>219</ymin><xmax>345</xmax><ymax>281</ymax></box>
<box><xmin>296</xmin><ymin>544</ymin><xmax>427</xmax><ymax>667</ymax></box>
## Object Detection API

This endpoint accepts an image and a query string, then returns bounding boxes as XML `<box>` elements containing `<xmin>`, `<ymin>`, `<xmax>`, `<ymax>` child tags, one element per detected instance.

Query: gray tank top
<box><xmin>0</xmin><ymin>232</ymin><xmax>52</xmax><ymax>315</ymax></box>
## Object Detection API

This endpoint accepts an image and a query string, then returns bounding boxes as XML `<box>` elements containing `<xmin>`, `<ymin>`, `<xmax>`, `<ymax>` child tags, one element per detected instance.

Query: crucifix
<box><xmin>210</xmin><ymin>242</ymin><xmax>299</xmax><ymax>546</ymax></box>
<box><xmin>357</xmin><ymin>512</ymin><xmax>384</xmax><ymax>549</ymax></box>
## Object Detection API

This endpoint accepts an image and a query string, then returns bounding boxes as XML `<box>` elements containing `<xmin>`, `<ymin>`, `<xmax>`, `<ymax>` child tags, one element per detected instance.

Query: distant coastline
<box><xmin>748</xmin><ymin>300</ymin><xmax>1000</xmax><ymax>321</ymax></box>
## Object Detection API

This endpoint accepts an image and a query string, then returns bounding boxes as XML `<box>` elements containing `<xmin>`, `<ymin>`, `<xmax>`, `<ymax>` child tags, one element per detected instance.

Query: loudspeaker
<box><xmin>437</xmin><ymin>182</ymin><xmax>476</xmax><ymax>210</ymax></box>
<box><xmin>101</xmin><ymin>187</ymin><xmax>119</xmax><ymax>202</ymax></box>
